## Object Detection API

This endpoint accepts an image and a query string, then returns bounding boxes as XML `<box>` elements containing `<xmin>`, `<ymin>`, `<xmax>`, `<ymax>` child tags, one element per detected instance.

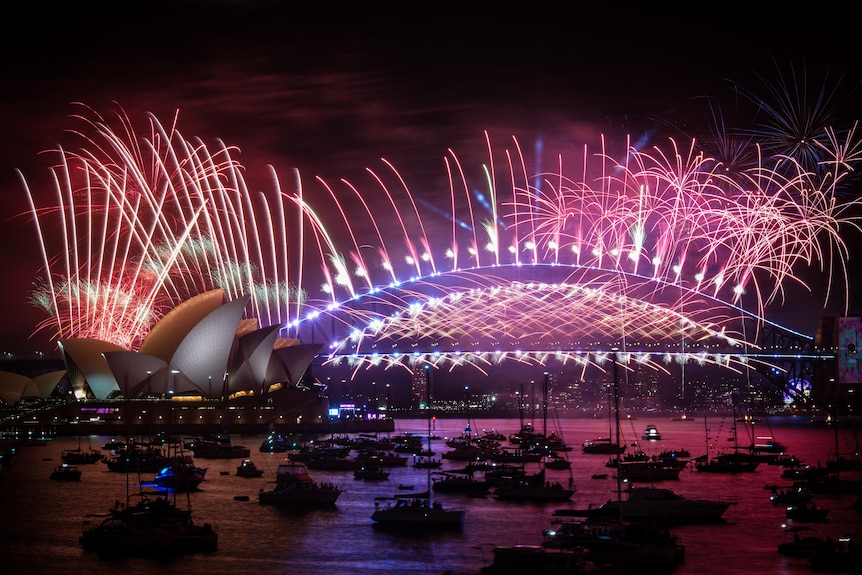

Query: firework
<box><xmin>17</xmin><ymin>105</ymin><xmax>862</xmax><ymax>376</ymax></box>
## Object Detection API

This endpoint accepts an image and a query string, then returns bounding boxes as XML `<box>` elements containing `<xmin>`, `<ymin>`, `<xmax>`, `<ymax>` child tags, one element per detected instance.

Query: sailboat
<box><xmin>492</xmin><ymin>373</ymin><xmax>576</xmax><ymax>502</ymax></box>
<box><xmin>695</xmin><ymin>399</ymin><xmax>759</xmax><ymax>473</ymax></box>
<box><xmin>81</xmin><ymin>437</ymin><xmax>218</xmax><ymax>555</ymax></box>
<box><xmin>371</xmin><ymin>364</ymin><xmax>465</xmax><ymax>528</ymax></box>
<box><xmin>581</xmin><ymin>378</ymin><xmax>625</xmax><ymax>455</ymax></box>
<box><xmin>61</xmin><ymin>436</ymin><xmax>105</xmax><ymax>465</ymax></box>
<box><xmin>542</xmin><ymin>353</ymin><xmax>686</xmax><ymax>570</ymax></box>
<box><xmin>81</xmin><ymin>400</ymin><xmax>218</xmax><ymax>555</ymax></box>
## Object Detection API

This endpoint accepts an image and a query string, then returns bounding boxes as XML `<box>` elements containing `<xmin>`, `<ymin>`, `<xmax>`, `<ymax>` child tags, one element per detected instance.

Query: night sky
<box><xmin>2</xmin><ymin>2</ymin><xmax>862</xmax><ymax>358</ymax></box>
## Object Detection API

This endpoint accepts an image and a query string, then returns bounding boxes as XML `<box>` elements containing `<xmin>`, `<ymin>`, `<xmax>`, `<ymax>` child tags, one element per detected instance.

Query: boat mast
<box><xmin>612</xmin><ymin>351</ymin><xmax>622</xmax><ymax>512</ymax></box>
<box><xmin>518</xmin><ymin>383</ymin><xmax>525</xmax><ymax>431</ymax></box>
<box><xmin>703</xmin><ymin>415</ymin><xmax>710</xmax><ymax>466</ymax></box>
<box><xmin>542</xmin><ymin>371</ymin><xmax>549</xmax><ymax>439</ymax></box>
<box><xmin>424</xmin><ymin>364</ymin><xmax>433</xmax><ymax>500</ymax></box>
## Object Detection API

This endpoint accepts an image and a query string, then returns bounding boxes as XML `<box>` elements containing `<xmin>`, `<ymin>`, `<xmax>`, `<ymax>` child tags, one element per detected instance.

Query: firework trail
<box><xmin>17</xmin><ymin>104</ymin><xmax>862</xmax><ymax>375</ymax></box>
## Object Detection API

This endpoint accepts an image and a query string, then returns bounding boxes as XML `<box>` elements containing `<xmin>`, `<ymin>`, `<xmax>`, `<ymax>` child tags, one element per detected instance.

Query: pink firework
<box><xmin>17</xmin><ymin>105</ymin><xmax>862</xmax><ymax>375</ymax></box>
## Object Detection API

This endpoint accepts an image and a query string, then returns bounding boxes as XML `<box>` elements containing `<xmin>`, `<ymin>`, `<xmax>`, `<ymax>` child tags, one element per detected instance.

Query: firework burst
<box><xmin>17</xmin><ymin>104</ymin><xmax>862</xmax><ymax>376</ymax></box>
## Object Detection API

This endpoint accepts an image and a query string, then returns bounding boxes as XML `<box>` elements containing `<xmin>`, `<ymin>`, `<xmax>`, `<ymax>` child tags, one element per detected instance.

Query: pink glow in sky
<box><xmin>2</xmin><ymin>3</ymin><xmax>862</xmax><ymax>358</ymax></box>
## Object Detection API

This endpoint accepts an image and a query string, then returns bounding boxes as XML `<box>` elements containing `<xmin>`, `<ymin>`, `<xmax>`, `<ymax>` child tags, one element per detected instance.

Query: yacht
<box><xmin>258</xmin><ymin>462</ymin><xmax>342</xmax><ymax>505</ymax></box>
<box><xmin>50</xmin><ymin>462</ymin><xmax>82</xmax><ymax>481</ymax></box>
<box><xmin>236</xmin><ymin>459</ymin><xmax>264</xmax><ymax>478</ymax></box>
<box><xmin>371</xmin><ymin>494</ymin><xmax>466</xmax><ymax>528</ymax></box>
<box><xmin>542</xmin><ymin>516</ymin><xmax>685</xmax><ymax>569</ymax></box>
<box><xmin>642</xmin><ymin>425</ymin><xmax>662</xmax><ymax>441</ymax></box>
<box><xmin>581</xmin><ymin>437</ymin><xmax>625</xmax><ymax>455</ymax></box>
<box><xmin>80</xmin><ymin>493</ymin><xmax>217</xmax><ymax>555</ymax></box>
<box><xmin>559</xmin><ymin>486</ymin><xmax>736</xmax><ymax>525</ymax></box>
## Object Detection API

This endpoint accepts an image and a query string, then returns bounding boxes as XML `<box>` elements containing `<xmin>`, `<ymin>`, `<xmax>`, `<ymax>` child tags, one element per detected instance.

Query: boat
<box><xmin>80</xmin><ymin>492</ymin><xmax>217</xmax><ymax>556</ymax></box>
<box><xmin>695</xmin><ymin>450</ymin><xmax>760</xmax><ymax>473</ymax></box>
<box><xmin>745</xmin><ymin>435</ymin><xmax>788</xmax><ymax>454</ymax></box>
<box><xmin>412</xmin><ymin>456</ymin><xmax>443</xmax><ymax>469</ymax></box>
<box><xmin>605</xmin><ymin>450</ymin><xmax>649</xmax><ymax>467</ymax></box>
<box><xmin>152</xmin><ymin>459</ymin><xmax>206</xmax><ymax>491</ymax></box>
<box><xmin>101</xmin><ymin>439</ymin><xmax>127</xmax><ymax>451</ymax></box>
<box><xmin>583</xmin><ymin>380</ymin><xmax>626</xmax><ymax>455</ymax></box>
<box><xmin>61</xmin><ymin>441</ymin><xmax>105</xmax><ymax>464</ymax></box>
<box><xmin>695</xmin><ymin>411</ymin><xmax>759</xmax><ymax>473</ymax></box>
<box><xmin>441</xmin><ymin>442</ymin><xmax>494</xmax><ymax>461</ymax></box>
<box><xmin>258</xmin><ymin>462</ymin><xmax>342</xmax><ymax>506</ymax></box>
<box><xmin>371</xmin><ymin>493</ymin><xmax>466</xmax><ymax>528</ymax></box>
<box><xmin>785</xmin><ymin>501</ymin><xmax>830</xmax><ymax>522</ymax></box>
<box><xmin>190</xmin><ymin>440</ymin><xmax>251</xmax><ymax>459</ymax></box>
<box><xmin>657</xmin><ymin>448</ymin><xmax>690</xmax><ymax>460</ymax></box>
<box><xmin>103</xmin><ymin>443</ymin><xmax>175</xmax><ymax>473</ymax></box>
<box><xmin>479</xmin><ymin>544</ymin><xmax>599</xmax><ymax>574</ymax></box>
<box><xmin>558</xmin><ymin>486</ymin><xmax>736</xmax><ymax>525</ymax></box>
<box><xmin>356</xmin><ymin>451</ymin><xmax>407</xmax><ymax>467</ymax></box>
<box><xmin>769</xmin><ymin>485</ymin><xmax>812</xmax><ymax>505</ymax></box>
<box><xmin>489</xmin><ymin>448</ymin><xmax>543</xmax><ymax>464</ymax></box>
<box><xmin>543</xmin><ymin>453</ymin><xmax>572</xmax><ymax>470</ymax></box>
<box><xmin>50</xmin><ymin>462</ymin><xmax>82</xmax><ymax>481</ymax></box>
<box><xmin>541</xmin><ymin>516</ymin><xmax>685</xmax><ymax>570</ymax></box>
<box><xmin>303</xmin><ymin>455</ymin><xmax>362</xmax><ymax>471</ymax></box>
<box><xmin>431</xmin><ymin>471</ymin><xmax>490</xmax><ymax>495</ymax></box>
<box><xmin>481</xmin><ymin>429</ymin><xmax>507</xmax><ymax>442</ymax></box>
<box><xmin>493</xmin><ymin>467</ymin><xmax>576</xmax><ymax>502</ymax></box>
<box><xmin>371</xmin><ymin>365</ymin><xmax>465</xmax><ymax>529</ymax></box>
<box><xmin>259</xmin><ymin>432</ymin><xmax>294</xmax><ymax>453</ymax></box>
<box><xmin>582</xmin><ymin>437</ymin><xmax>625</xmax><ymax>455</ymax></box>
<box><xmin>809</xmin><ymin>534</ymin><xmax>862</xmax><ymax>572</ymax></box>
<box><xmin>616</xmin><ymin>460</ymin><xmax>686</xmax><ymax>483</ymax></box>
<box><xmin>236</xmin><ymin>459</ymin><xmax>264</xmax><ymax>478</ymax></box>
<box><xmin>777</xmin><ymin>526</ymin><xmax>838</xmax><ymax>558</ymax></box>
<box><xmin>481</xmin><ymin>463</ymin><xmax>527</xmax><ymax>487</ymax></box>
<box><xmin>641</xmin><ymin>425</ymin><xmax>661</xmax><ymax>441</ymax></box>
<box><xmin>354</xmin><ymin>464</ymin><xmax>390</xmax><ymax>481</ymax></box>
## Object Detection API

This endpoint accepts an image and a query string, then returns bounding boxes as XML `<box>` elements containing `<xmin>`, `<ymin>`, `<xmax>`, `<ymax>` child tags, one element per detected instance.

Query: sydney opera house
<box><xmin>0</xmin><ymin>289</ymin><xmax>390</xmax><ymax>437</ymax></box>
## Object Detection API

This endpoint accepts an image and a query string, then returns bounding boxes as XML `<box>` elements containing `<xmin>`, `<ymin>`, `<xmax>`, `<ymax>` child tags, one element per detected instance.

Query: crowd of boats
<box><xmin>7</xmin><ymin>413</ymin><xmax>859</xmax><ymax>573</ymax></box>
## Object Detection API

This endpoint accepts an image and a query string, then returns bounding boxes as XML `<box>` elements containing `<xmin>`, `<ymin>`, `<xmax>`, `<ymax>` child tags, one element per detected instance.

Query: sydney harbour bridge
<box><xmin>17</xmin><ymin>106</ymin><xmax>862</xmax><ymax>411</ymax></box>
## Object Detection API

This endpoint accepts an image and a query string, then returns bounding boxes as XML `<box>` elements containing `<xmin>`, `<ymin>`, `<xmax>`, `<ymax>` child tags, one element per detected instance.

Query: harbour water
<box><xmin>1</xmin><ymin>416</ymin><xmax>859</xmax><ymax>574</ymax></box>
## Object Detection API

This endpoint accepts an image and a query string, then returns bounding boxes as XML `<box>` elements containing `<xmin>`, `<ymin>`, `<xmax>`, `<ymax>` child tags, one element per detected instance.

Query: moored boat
<box><xmin>642</xmin><ymin>425</ymin><xmax>661</xmax><ymax>441</ymax></box>
<box><xmin>258</xmin><ymin>462</ymin><xmax>342</xmax><ymax>505</ymax></box>
<box><xmin>479</xmin><ymin>544</ymin><xmax>597</xmax><ymax>574</ymax></box>
<box><xmin>371</xmin><ymin>493</ymin><xmax>466</xmax><ymax>528</ymax></box>
<box><xmin>558</xmin><ymin>486</ymin><xmax>736</xmax><ymax>525</ymax></box>
<box><xmin>493</xmin><ymin>467</ymin><xmax>575</xmax><ymax>502</ymax></box>
<box><xmin>431</xmin><ymin>471</ymin><xmax>490</xmax><ymax>494</ymax></box>
<box><xmin>104</xmin><ymin>443</ymin><xmax>174</xmax><ymax>473</ymax></box>
<box><xmin>354</xmin><ymin>464</ymin><xmax>390</xmax><ymax>481</ymax></box>
<box><xmin>542</xmin><ymin>516</ymin><xmax>685</xmax><ymax>570</ymax></box>
<box><xmin>191</xmin><ymin>440</ymin><xmax>251</xmax><ymax>459</ymax></box>
<box><xmin>777</xmin><ymin>526</ymin><xmax>838</xmax><ymax>558</ymax></box>
<box><xmin>80</xmin><ymin>492</ymin><xmax>217</xmax><ymax>556</ymax></box>
<box><xmin>695</xmin><ymin>451</ymin><xmax>760</xmax><ymax>473</ymax></box>
<box><xmin>61</xmin><ymin>448</ymin><xmax>104</xmax><ymax>465</ymax></box>
<box><xmin>582</xmin><ymin>437</ymin><xmax>625</xmax><ymax>455</ymax></box>
<box><xmin>371</xmin><ymin>364</ymin><xmax>466</xmax><ymax>529</ymax></box>
<box><xmin>616</xmin><ymin>460</ymin><xmax>686</xmax><ymax>482</ymax></box>
<box><xmin>236</xmin><ymin>459</ymin><xmax>264</xmax><ymax>478</ymax></box>
<box><xmin>50</xmin><ymin>462</ymin><xmax>82</xmax><ymax>481</ymax></box>
<box><xmin>785</xmin><ymin>501</ymin><xmax>830</xmax><ymax>522</ymax></box>
<box><xmin>152</xmin><ymin>458</ymin><xmax>207</xmax><ymax>491</ymax></box>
